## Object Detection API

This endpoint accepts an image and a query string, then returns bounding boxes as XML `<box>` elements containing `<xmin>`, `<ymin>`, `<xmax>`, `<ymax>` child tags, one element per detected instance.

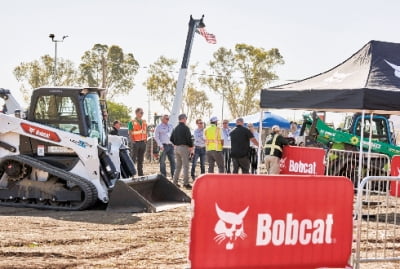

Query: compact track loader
<box><xmin>0</xmin><ymin>87</ymin><xmax>190</xmax><ymax>212</ymax></box>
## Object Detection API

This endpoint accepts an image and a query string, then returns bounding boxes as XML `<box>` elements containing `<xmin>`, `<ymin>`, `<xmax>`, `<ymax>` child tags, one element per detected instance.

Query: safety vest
<box><xmin>264</xmin><ymin>133</ymin><xmax>282</xmax><ymax>156</ymax></box>
<box><xmin>205</xmin><ymin>125</ymin><xmax>223</xmax><ymax>151</ymax></box>
<box><xmin>130</xmin><ymin>119</ymin><xmax>147</xmax><ymax>142</ymax></box>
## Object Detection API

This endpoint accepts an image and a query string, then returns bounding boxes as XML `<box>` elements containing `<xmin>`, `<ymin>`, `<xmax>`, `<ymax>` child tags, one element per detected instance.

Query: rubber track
<box><xmin>0</xmin><ymin>155</ymin><xmax>98</xmax><ymax>210</ymax></box>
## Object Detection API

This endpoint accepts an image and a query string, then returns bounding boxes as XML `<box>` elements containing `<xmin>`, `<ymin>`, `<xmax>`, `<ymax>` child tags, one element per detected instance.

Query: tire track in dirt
<box><xmin>0</xmin><ymin>244</ymin><xmax>146</xmax><ymax>259</ymax></box>
<box><xmin>0</xmin><ymin>238</ymin><xmax>91</xmax><ymax>248</ymax></box>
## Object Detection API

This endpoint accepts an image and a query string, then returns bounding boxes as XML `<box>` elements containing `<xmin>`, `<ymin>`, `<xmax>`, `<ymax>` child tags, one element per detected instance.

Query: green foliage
<box><xmin>184</xmin><ymin>86</ymin><xmax>213</xmax><ymax>123</ymax></box>
<box><xmin>201</xmin><ymin>43</ymin><xmax>284</xmax><ymax>118</ymax></box>
<box><xmin>106</xmin><ymin>100</ymin><xmax>132</xmax><ymax>127</ymax></box>
<box><xmin>144</xmin><ymin>56</ymin><xmax>178</xmax><ymax>112</ymax></box>
<box><xmin>14</xmin><ymin>44</ymin><xmax>139</xmax><ymax>103</ymax></box>
<box><xmin>13</xmin><ymin>55</ymin><xmax>77</xmax><ymax>104</ymax></box>
<box><xmin>144</xmin><ymin>56</ymin><xmax>213</xmax><ymax>122</ymax></box>
<box><xmin>183</xmin><ymin>64</ymin><xmax>213</xmax><ymax>123</ymax></box>
<box><xmin>78</xmin><ymin>44</ymin><xmax>140</xmax><ymax>99</ymax></box>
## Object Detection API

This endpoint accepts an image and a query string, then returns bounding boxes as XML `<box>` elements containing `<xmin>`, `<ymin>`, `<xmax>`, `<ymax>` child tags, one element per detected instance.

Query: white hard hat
<box><xmin>210</xmin><ymin>116</ymin><xmax>218</xmax><ymax>122</ymax></box>
<box><xmin>272</xmin><ymin>125</ymin><xmax>280</xmax><ymax>131</ymax></box>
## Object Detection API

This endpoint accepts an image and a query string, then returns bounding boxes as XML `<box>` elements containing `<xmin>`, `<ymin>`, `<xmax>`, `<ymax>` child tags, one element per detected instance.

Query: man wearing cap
<box><xmin>264</xmin><ymin>125</ymin><xmax>289</xmax><ymax>174</ymax></box>
<box><xmin>230</xmin><ymin>118</ymin><xmax>259</xmax><ymax>174</ymax></box>
<box><xmin>170</xmin><ymin>114</ymin><xmax>193</xmax><ymax>189</ymax></box>
<box><xmin>204</xmin><ymin>116</ymin><xmax>224</xmax><ymax>173</ymax></box>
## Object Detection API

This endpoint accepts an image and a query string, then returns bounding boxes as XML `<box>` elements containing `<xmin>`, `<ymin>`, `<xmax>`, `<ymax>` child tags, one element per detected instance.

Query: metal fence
<box><xmin>353</xmin><ymin>176</ymin><xmax>400</xmax><ymax>269</ymax></box>
<box><xmin>325</xmin><ymin>149</ymin><xmax>390</xmax><ymax>191</ymax></box>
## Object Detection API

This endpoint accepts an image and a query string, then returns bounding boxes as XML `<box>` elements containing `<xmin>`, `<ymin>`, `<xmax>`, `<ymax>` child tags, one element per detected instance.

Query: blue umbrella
<box><xmin>228</xmin><ymin>111</ymin><xmax>290</xmax><ymax>129</ymax></box>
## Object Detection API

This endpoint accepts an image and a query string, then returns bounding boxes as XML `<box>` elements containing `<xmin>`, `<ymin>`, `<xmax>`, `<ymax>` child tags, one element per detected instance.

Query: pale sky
<box><xmin>1</xmin><ymin>0</ymin><xmax>400</xmax><ymax>125</ymax></box>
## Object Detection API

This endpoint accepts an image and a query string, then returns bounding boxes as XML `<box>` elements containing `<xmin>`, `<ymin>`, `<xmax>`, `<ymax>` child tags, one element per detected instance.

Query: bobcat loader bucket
<box><xmin>107</xmin><ymin>174</ymin><xmax>191</xmax><ymax>213</ymax></box>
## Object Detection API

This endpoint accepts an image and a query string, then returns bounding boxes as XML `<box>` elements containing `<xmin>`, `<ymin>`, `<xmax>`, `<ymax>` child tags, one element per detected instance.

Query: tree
<box><xmin>144</xmin><ymin>56</ymin><xmax>213</xmax><ymax>121</ymax></box>
<box><xmin>144</xmin><ymin>56</ymin><xmax>177</xmax><ymax>112</ymax></box>
<box><xmin>13</xmin><ymin>55</ymin><xmax>77</xmax><ymax>104</ymax></box>
<box><xmin>201</xmin><ymin>44</ymin><xmax>284</xmax><ymax>118</ymax></box>
<box><xmin>199</xmin><ymin>47</ymin><xmax>241</xmax><ymax>118</ymax></box>
<box><xmin>183</xmin><ymin>86</ymin><xmax>213</xmax><ymax>123</ymax></box>
<box><xmin>183</xmin><ymin>65</ymin><xmax>213</xmax><ymax>123</ymax></box>
<box><xmin>78</xmin><ymin>44</ymin><xmax>139</xmax><ymax>99</ymax></box>
<box><xmin>106</xmin><ymin>100</ymin><xmax>132</xmax><ymax>127</ymax></box>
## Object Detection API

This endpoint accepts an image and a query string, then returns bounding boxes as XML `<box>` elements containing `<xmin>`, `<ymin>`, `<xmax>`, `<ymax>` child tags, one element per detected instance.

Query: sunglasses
<box><xmin>165</xmin><ymin>118</ymin><xmax>169</xmax><ymax>120</ymax></box>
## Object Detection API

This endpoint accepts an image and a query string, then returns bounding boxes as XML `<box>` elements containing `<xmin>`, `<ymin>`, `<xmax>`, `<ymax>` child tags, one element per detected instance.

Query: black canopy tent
<box><xmin>259</xmin><ymin>40</ymin><xmax>400</xmax><ymax>178</ymax></box>
<box><xmin>260</xmin><ymin>40</ymin><xmax>400</xmax><ymax>114</ymax></box>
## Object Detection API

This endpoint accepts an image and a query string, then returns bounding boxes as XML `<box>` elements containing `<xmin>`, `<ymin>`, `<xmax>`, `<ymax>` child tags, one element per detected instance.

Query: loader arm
<box><xmin>0</xmin><ymin>88</ymin><xmax>23</xmax><ymax>115</ymax></box>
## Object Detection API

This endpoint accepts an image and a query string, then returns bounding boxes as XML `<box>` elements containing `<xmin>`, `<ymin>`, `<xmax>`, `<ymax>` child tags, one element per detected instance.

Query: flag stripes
<box><xmin>197</xmin><ymin>28</ymin><xmax>217</xmax><ymax>44</ymax></box>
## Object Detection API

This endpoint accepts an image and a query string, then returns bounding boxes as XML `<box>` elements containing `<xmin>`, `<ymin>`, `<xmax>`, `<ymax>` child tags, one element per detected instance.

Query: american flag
<box><xmin>197</xmin><ymin>28</ymin><xmax>217</xmax><ymax>44</ymax></box>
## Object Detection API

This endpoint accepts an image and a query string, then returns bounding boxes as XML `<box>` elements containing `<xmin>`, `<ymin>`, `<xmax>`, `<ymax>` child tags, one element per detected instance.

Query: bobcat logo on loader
<box><xmin>214</xmin><ymin>204</ymin><xmax>249</xmax><ymax>250</ymax></box>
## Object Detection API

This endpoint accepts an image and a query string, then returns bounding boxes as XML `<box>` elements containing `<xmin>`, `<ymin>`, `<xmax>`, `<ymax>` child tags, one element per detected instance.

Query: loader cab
<box><xmin>344</xmin><ymin>114</ymin><xmax>393</xmax><ymax>145</ymax></box>
<box><xmin>28</xmin><ymin>87</ymin><xmax>108</xmax><ymax>147</ymax></box>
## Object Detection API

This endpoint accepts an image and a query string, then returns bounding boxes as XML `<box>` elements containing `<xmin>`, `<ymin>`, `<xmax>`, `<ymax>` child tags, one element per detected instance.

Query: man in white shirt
<box><xmin>154</xmin><ymin>114</ymin><xmax>175</xmax><ymax>178</ymax></box>
<box><xmin>222</xmin><ymin>119</ymin><xmax>232</xmax><ymax>173</ymax></box>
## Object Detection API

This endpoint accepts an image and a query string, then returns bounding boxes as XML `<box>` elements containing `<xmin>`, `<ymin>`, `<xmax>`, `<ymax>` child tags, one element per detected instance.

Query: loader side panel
<box><xmin>19</xmin><ymin>135</ymin><xmax>79</xmax><ymax>171</ymax></box>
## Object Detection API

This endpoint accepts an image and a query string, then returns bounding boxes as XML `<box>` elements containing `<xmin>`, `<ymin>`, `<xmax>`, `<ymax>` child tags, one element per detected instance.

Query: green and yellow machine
<box><xmin>301</xmin><ymin>112</ymin><xmax>400</xmax><ymax>188</ymax></box>
<box><xmin>301</xmin><ymin>112</ymin><xmax>400</xmax><ymax>157</ymax></box>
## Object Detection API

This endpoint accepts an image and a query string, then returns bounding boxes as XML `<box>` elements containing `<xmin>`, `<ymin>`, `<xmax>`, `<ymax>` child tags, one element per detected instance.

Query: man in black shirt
<box><xmin>170</xmin><ymin>114</ymin><xmax>194</xmax><ymax>189</ymax></box>
<box><xmin>109</xmin><ymin>120</ymin><xmax>121</xmax><ymax>135</ymax></box>
<box><xmin>229</xmin><ymin>118</ymin><xmax>259</xmax><ymax>174</ymax></box>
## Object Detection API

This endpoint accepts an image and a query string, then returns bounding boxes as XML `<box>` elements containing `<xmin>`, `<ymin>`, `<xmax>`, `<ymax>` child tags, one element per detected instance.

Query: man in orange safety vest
<box><xmin>128</xmin><ymin>107</ymin><xmax>147</xmax><ymax>176</ymax></box>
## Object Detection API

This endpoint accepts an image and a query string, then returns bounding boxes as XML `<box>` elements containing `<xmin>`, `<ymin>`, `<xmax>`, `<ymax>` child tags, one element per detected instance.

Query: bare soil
<box><xmin>0</xmin><ymin>162</ymin><xmax>192</xmax><ymax>269</ymax></box>
<box><xmin>0</xmin><ymin>162</ymin><xmax>398</xmax><ymax>269</ymax></box>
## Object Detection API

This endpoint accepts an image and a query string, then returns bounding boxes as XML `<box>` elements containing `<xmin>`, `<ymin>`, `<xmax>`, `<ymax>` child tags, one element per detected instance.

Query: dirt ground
<box><xmin>0</xmin><ymin>162</ymin><xmax>399</xmax><ymax>269</ymax></box>
<box><xmin>0</xmin><ymin>162</ymin><xmax>192</xmax><ymax>269</ymax></box>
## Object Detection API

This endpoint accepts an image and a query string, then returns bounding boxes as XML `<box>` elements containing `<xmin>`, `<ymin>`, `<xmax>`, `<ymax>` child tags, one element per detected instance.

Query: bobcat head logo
<box><xmin>214</xmin><ymin>203</ymin><xmax>249</xmax><ymax>250</ymax></box>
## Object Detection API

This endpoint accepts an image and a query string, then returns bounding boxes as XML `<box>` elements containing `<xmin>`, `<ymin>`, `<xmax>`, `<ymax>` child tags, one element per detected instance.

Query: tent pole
<box><xmin>257</xmin><ymin>110</ymin><xmax>263</xmax><ymax>174</ymax></box>
<box><xmin>357</xmin><ymin>111</ymin><xmax>365</xmax><ymax>189</ymax></box>
<box><xmin>366</xmin><ymin>113</ymin><xmax>373</xmax><ymax>177</ymax></box>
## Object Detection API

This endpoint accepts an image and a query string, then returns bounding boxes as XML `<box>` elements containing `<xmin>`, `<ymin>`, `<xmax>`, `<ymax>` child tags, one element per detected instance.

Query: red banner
<box><xmin>190</xmin><ymin>174</ymin><xmax>353</xmax><ymax>269</ymax></box>
<box><xmin>390</xmin><ymin>155</ymin><xmax>400</xmax><ymax>197</ymax></box>
<box><xmin>280</xmin><ymin>146</ymin><xmax>326</xmax><ymax>175</ymax></box>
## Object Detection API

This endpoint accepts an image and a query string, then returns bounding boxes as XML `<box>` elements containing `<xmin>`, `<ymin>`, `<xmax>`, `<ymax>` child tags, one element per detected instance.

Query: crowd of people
<box><xmin>110</xmin><ymin>108</ymin><xmax>290</xmax><ymax>190</ymax></box>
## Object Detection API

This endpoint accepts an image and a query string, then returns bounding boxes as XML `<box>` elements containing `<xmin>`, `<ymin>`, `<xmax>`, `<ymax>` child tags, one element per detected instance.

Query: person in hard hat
<box><xmin>264</xmin><ymin>125</ymin><xmax>288</xmax><ymax>174</ymax></box>
<box><xmin>204</xmin><ymin>116</ymin><xmax>224</xmax><ymax>173</ymax></box>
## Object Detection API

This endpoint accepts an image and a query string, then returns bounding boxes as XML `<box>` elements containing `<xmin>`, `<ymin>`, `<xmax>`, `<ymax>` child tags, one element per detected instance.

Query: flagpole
<box><xmin>170</xmin><ymin>15</ymin><xmax>205</xmax><ymax>127</ymax></box>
